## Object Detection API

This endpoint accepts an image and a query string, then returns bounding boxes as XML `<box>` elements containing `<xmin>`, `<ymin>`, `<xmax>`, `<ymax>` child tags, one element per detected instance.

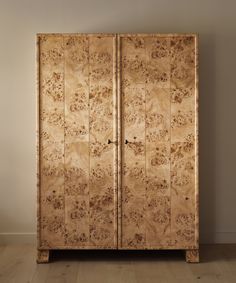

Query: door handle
<box><xmin>108</xmin><ymin>139</ymin><xmax>130</xmax><ymax>144</ymax></box>
<box><xmin>108</xmin><ymin>139</ymin><xmax>117</xmax><ymax>144</ymax></box>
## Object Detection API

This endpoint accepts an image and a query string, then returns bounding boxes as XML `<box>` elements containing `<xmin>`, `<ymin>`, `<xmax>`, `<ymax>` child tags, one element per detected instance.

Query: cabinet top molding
<box><xmin>36</xmin><ymin>33</ymin><xmax>199</xmax><ymax>38</ymax></box>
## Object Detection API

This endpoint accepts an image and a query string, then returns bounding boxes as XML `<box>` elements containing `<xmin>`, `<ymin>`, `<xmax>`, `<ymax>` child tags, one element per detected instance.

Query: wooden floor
<box><xmin>0</xmin><ymin>244</ymin><xmax>236</xmax><ymax>283</ymax></box>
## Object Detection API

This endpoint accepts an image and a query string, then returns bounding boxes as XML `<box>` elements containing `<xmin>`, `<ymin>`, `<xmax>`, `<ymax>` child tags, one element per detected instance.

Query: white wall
<box><xmin>0</xmin><ymin>0</ymin><xmax>236</xmax><ymax>244</ymax></box>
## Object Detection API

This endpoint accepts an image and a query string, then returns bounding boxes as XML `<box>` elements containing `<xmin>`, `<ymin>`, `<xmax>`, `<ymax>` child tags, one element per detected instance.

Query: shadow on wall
<box><xmin>199</xmin><ymin>33</ymin><xmax>216</xmax><ymax>244</ymax></box>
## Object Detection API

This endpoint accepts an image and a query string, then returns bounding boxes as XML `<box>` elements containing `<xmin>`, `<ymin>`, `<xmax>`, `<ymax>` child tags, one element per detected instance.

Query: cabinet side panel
<box><xmin>38</xmin><ymin>35</ymin><xmax>65</xmax><ymax>248</ymax></box>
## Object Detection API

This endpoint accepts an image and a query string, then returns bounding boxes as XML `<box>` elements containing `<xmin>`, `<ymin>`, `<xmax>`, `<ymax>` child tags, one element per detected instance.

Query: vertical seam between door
<box><xmin>117</xmin><ymin>34</ymin><xmax>122</xmax><ymax>249</ymax></box>
<box><xmin>113</xmin><ymin>34</ymin><xmax>118</xmax><ymax>248</ymax></box>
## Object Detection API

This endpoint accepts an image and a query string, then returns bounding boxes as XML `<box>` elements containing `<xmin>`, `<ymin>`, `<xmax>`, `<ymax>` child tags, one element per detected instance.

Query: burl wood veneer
<box><xmin>37</xmin><ymin>33</ymin><xmax>199</xmax><ymax>263</ymax></box>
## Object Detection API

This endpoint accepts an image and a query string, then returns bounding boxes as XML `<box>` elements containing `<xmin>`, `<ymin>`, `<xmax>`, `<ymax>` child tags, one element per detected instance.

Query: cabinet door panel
<box><xmin>38</xmin><ymin>34</ymin><xmax>118</xmax><ymax>249</ymax></box>
<box><xmin>119</xmin><ymin>34</ymin><xmax>198</xmax><ymax>249</ymax></box>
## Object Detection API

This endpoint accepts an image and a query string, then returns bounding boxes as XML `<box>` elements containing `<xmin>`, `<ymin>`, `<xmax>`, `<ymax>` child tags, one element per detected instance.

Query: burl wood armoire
<box><xmin>37</xmin><ymin>33</ymin><xmax>199</xmax><ymax>263</ymax></box>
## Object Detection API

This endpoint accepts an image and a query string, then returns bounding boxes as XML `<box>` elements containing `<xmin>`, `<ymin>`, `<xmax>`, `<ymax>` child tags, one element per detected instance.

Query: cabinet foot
<box><xmin>37</xmin><ymin>249</ymin><xmax>50</xmax><ymax>263</ymax></box>
<box><xmin>185</xmin><ymin>249</ymin><xmax>199</xmax><ymax>263</ymax></box>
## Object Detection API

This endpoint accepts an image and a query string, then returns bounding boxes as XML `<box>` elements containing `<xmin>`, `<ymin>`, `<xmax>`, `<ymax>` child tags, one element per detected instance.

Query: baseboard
<box><xmin>0</xmin><ymin>233</ymin><xmax>36</xmax><ymax>245</ymax></box>
<box><xmin>0</xmin><ymin>232</ymin><xmax>235</xmax><ymax>245</ymax></box>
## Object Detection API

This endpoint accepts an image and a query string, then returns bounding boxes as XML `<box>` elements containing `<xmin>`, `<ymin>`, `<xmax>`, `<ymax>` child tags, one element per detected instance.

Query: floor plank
<box><xmin>0</xmin><ymin>244</ymin><xmax>36</xmax><ymax>283</ymax></box>
<box><xmin>0</xmin><ymin>244</ymin><xmax>235</xmax><ymax>283</ymax></box>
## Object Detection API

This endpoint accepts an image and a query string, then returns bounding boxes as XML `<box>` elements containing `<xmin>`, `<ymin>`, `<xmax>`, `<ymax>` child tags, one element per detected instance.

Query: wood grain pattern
<box><xmin>120</xmin><ymin>34</ymin><xmax>199</xmax><ymax>250</ymax></box>
<box><xmin>38</xmin><ymin>35</ymin><xmax>65</xmax><ymax>248</ymax></box>
<box><xmin>37</xmin><ymin>33</ymin><xmax>199</xmax><ymax>262</ymax></box>
<box><xmin>2</xmin><ymin>244</ymin><xmax>236</xmax><ymax>282</ymax></box>
<box><xmin>37</xmin><ymin>34</ymin><xmax>117</xmax><ymax>250</ymax></box>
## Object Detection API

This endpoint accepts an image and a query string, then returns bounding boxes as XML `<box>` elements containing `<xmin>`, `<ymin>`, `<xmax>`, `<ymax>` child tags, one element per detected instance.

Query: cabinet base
<box><xmin>36</xmin><ymin>249</ymin><xmax>199</xmax><ymax>263</ymax></box>
<box><xmin>185</xmin><ymin>249</ymin><xmax>199</xmax><ymax>263</ymax></box>
<box><xmin>37</xmin><ymin>249</ymin><xmax>50</xmax><ymax>263</ymax></box>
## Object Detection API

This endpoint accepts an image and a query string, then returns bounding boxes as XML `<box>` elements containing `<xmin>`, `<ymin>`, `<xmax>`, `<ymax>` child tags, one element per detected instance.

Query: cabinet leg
<box><xmin>37</xmin><ymin>249</ymin><xmax>50</xmax><ymax>263</ymax></box>
<box><xmin>185</xmin><ymin>249</ymin><xmax>199</xmax><ymax>263</ymax></box>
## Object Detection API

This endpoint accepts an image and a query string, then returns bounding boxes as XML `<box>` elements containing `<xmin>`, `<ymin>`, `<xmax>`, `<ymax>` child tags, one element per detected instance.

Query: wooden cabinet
<box><xmin>37</xmin><ymin>33</ymin><xmax>199</xmax><ymax>263</ymax></box>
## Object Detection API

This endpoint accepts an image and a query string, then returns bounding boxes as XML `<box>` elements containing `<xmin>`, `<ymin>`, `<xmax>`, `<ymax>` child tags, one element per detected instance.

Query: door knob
<box><xmin>108</xmin><ymin>139</ymin><xmax>117</xmax><ymax>144</ymax></box>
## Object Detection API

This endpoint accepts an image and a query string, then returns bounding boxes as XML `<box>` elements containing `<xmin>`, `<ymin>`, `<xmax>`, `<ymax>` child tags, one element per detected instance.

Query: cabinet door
<box><xmin>38</xmin><ymin>34</ymin><xmax>118</xmax><ymax>249</ymax></box>
<box><xmin>119</xmin><ymin>34</ymin><xmax>198</xmax><ymax>249</ymax></box>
